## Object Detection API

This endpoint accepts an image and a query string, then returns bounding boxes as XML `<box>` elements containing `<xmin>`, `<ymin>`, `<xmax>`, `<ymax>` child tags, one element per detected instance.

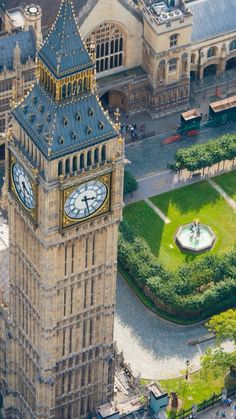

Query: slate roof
<box><xmin>189</xmin><ymin>0</ymin><xmax>236</xmax><ymax>43</ymax></box>
<box><xmin>12</xmin><ymin>82</ymin><xmax>117</xmax><ymax>160</ymax></box>
<box><xmin>38</xmin><ymin>0</ymin><xmax>93</xmax><ymax>79</ymax></box>
<box><xmin>0</xmin><ymin>29</ymin><xmax>36</xmax><ymax>71</ymax></box>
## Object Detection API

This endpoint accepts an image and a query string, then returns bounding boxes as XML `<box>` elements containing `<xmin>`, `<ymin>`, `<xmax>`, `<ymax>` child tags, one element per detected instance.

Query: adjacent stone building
<box><xmin>0</xmin><ymin>3</ymin><xmax>42</xmax><ymax>135</ymax></box>
<box><xmin>78</xmin><ymin>0</ymin><xmax>236</xmax><ymax>117</ymax></box>
<box><xmin>1</xmin><ymin>0</ymin><xmax>236</xmax><ymax>128</ymax></box>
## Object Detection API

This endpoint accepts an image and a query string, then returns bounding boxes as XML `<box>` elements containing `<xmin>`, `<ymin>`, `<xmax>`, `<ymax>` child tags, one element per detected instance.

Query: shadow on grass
<box><xmin>152</xmin><ymin>181</ymin><xmax>221</xmax><ymax>216</ymax></box>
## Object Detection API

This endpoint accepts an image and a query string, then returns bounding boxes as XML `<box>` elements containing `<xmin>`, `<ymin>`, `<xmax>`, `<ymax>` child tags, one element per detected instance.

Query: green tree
<box><xmin>201</xmin><ymin>309</ymin><xmax>236</xmax><ymax>377</ymax></box>
<box><xmin>206</xmin><ymin>309</ymin><xmax>236</xmax><ymax>344</ymax></box>
<box><xmin>123</xmin><ymin>170</ymin><xmax>138</xmax><ymax>196</ymax></box>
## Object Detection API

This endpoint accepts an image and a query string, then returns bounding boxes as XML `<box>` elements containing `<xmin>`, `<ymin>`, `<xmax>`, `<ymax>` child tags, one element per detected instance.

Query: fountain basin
<box><xmin>175</xmin><ymin>223</ymin><xmax>216</xmax><ymax>253</ymax></box>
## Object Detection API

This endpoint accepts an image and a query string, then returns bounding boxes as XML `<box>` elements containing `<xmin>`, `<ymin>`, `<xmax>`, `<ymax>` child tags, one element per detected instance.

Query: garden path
<box><xmin>114</xmin><ymin>275</ymin><xmax>214</xmax><ymax>379</ymax></box>
<box><xmin>144</xmin><ymin>198</ymin><xmax>171</xmax><ymax>224</ymax></box>
<box><xmin>207</xmin><ymin>178</ymin><xmax>236</xmax><ymax>211</ymax></box>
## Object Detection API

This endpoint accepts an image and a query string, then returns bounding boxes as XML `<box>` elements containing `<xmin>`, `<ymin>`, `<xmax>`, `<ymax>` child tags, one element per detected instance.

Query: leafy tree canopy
<box><xmin>206</xmin><ymin>309</ymin><xmax>236</xmax><ymax>344</ymax></box>
<box><xmin>124</xmin><ymin>170</ymin><xmax>138</xmax><ymax>196</ymax></box>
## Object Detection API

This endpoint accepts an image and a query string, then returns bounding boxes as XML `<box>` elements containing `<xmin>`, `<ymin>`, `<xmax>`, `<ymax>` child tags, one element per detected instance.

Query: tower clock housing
<box><xmin>5</xmin><ymin>1</ymin><xmax>124</xmax><ymax>418</ymax></box>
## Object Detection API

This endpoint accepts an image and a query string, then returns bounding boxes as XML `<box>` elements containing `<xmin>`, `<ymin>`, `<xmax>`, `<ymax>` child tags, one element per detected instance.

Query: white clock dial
<box><xmin>64</xmin><ymin>180</ymin><xmax>108</xmax><ymax>220</ymax></box>
<box><xmin>12</xmin><ymin>163</ymin><xmax>36</xmax><ymax>210</ymax></box>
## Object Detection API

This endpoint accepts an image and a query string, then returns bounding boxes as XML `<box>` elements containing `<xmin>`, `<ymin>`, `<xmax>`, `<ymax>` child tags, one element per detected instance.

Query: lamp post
<box><xmin>185</xmin><ymin>359</ymin><xmax>190</xmax><ymax>380</ymax></box>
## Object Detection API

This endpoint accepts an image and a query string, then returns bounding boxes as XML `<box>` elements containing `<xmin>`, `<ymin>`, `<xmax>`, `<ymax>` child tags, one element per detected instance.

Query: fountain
<box><xmin>175</xmin><ymin>219</ymin><xmax>216</xmax><ymax>253</ymax></box>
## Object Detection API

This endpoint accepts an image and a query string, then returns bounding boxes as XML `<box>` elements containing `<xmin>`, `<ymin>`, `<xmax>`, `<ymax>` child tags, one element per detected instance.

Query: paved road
<box><xmin>126</xmin><ymin>123</ymin><xmax>236</xmax><ymax>179</ymax></box>
<box><xmin>125</xmin><ymin>160</ymin><xmax>236</xmax><ymax>205</ymax></box>
<box><xmin>114</xmin><ymin>275</ymin><xmax>215</xmax><ymax>380</ymax></box>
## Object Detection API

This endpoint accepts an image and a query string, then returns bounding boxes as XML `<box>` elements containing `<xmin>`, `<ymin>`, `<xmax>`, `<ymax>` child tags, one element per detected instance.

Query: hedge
<box><xmin>118</xmin><ymin>222</ymin><xmax>236</xmax><ymax>320</ymax></box>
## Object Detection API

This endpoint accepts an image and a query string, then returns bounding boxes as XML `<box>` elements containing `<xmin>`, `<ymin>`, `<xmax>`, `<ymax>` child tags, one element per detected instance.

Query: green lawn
<box><xmin>160</xmin><ymin>369</ymin><xmax>227</xmax><ymax>414</ymax></box>
<box><xmin>213</xmin><ymin>170</ymin><xmax>236</xmax><ymax>201</ymax></box>
<box><xmin>123</xmin><ymin>181</ymin><xmax>236</xmax><ymax>270</ymax></box>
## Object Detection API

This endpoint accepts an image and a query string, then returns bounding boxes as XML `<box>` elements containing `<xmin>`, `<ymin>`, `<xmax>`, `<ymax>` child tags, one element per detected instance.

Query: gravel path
<box><xmin>114</xmin><ymin>275</ymin><xmax>215</xmax><ymax>380</ymax></box>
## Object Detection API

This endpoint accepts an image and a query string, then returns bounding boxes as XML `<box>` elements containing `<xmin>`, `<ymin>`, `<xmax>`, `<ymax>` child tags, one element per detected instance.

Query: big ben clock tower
<box><xmin>5</xmin><ymin>1</ymin><xmax>124</xmax><ymax>418</ymax></box>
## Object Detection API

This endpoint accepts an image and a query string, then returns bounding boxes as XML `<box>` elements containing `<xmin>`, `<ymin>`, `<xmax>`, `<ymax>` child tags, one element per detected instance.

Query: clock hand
<box><xmin>81</xmin><ymin>195</ymin><xmax>90</xmax><ymax>215</ymax></box>
<box><xmin>22</xmin><ymin>181</ymin><xmax>30</xmax><ymax>196</ymax></box>
<box><xmin>85</xmin><ymin>196</ymin><xmax>95</xmax><ymax>201</ymax></box>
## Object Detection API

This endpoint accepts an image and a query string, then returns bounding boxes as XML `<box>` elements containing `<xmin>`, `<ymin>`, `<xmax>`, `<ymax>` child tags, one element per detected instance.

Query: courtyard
<box><xmin>123</xmin><ymin>174</ymin><xmax>236</xmax><ymax>270</ymax></box>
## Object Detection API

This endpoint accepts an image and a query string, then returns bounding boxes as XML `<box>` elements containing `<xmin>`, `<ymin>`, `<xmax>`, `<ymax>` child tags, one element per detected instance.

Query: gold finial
<box><xmin>114</xmin><ymin>107</ymin><xmax>121</xmax><ymax>131</ymax></box>
<box><xmin>114</xmin><ymin>107</ymin><xmax>121</xmax><ymax>123</ymax></box>
<box><xmin>33</xmin><ymin>168</ymin><xmax>39</xmax><ymax>177</ymax></box>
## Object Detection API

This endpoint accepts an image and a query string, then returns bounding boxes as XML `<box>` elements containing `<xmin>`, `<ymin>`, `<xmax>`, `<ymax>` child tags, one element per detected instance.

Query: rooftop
<box><xmin>7</xmin><ymin>9</ymin><xmax>25</xmax><ymax>28</ymax></box>
<box><xmin>38</xmin><ymin>0</ymin><xmax>93</xmax><ymax>78</ymax></box>
<box><xmin>146</xmin><ymin>0</ymin><xmax>187</xmax><ymax>25</ymax></box>
<box><xmin>181</xmin><ymin>109</ymin><xmax>201</xmax><ymax>121</ymax></box>
<box><xmin>189</xmin><ymin>0</ymin><xmax>236</xmax><ymax>43</ymax></box>
<box><xmin>210</xmin><ymin>95</ymin><xmax>236</xmax><ymax>112</ymax></box>
<box><xmin>13</xmin><ymin>82</ymin><xmax>117</xmax><ymax>160</ymax></box>
<box><xmin>0</xmin><ymin>29</ymin><xmax>36</xmax><ymax>71</ymax></box>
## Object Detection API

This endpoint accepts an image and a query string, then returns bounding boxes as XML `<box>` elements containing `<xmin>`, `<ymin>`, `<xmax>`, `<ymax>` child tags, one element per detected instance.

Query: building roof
<box><xmin>12</xmin><ymin>82</ymin><xmax>117</xmax><ymax>160</ymax></box>
<box><xmin>210</xmin><ymin>95</ymin><xmax>236</xmax><ymax>113</ymax></box>
<box><xmin>0</xmin><ymin>29</ymin><xmax>36</xmax><ymax>71</ymax></box>
<box><xmin>38</xmin><ymin>0</ymin><xmax>93</xmax><ymax>79</ymax></box>
<box><xmin>189</xmin><ymin>0</ymin><xmax>236</xmax><ymax>43</ymax></box>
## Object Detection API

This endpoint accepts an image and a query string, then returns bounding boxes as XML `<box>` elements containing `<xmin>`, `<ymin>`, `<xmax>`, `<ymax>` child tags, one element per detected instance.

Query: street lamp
<box><xmin>185</xmin><ymin>359</ymin><xmax>190</xmax><ymax>380</ymax></box>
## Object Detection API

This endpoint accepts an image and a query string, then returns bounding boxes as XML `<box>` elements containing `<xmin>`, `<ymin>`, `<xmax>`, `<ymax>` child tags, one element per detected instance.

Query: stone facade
<box><xmin>78</xmin><ymin>0</ymin><xmax>236</xmax><ymax>117</ymax></box>
<box><xmin>5</xmin><ymin>0</ymin><xmax>124</xmax><ymax>417</ymax></box>
<box><xmin>0</xmin><ymin>4</ymin><xmax>42</xmax><ymax>133</ymax></box>
<box><xmin>2</xmin><ymin>0</ymin><xmax>236</xmax><ymax>128</ymax></box>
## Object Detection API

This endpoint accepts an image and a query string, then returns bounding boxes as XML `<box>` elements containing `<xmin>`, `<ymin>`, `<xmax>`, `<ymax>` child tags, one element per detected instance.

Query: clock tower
<box><xmin>6</xmin><ymin>0</ymin><xmax>124</xmax><ymax>418</ymax></box>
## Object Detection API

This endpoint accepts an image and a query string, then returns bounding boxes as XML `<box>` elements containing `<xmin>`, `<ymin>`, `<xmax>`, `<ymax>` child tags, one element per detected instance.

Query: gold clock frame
<box><xmin>60</xmin><ymin>173</ymin><xmax>111</xmax><ymax>230</ymax></box>
<box><xmin>9</xmin><ymin>153</ymin><xmax>39</xmax><ymax>226</ymax></box>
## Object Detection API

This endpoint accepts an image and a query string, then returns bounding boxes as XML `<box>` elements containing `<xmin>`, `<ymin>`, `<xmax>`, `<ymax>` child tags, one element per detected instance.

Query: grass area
<box><xmin>213</xmin><ymin>170</ymin><xmax>236</xmax><ymax>200</ymax></box>
<box><xmin>123</xmin><ymin>181</ymin><xmax>236</xmax><ymax>270</ymax></box>
<box><xmin>160</xmin><ymin>369</ymin><xmax>227</xmax><ymax>414</ymax></box>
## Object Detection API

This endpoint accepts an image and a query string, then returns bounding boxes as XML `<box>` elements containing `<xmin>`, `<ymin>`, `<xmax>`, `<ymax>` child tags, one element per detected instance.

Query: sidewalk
<box><xmin>120</xmin><ymin>68</ymin><xmax>236</xmax><ymax>143</ymax></box>
<box><xmin>198</xmin><ymin>399</ymin><xmax>236</xmax><ymax>418</ymax></box>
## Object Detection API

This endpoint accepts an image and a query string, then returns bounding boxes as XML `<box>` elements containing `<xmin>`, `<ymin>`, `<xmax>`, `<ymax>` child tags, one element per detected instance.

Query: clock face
<box><xmin>12</xmin><ymin>163</ymin><xmax>36</xmax><ymax>210</ymax></box>
<box><xmin>64</xmin><ymin>180</ymin><xmax>108</xmax><ymax>220</ymax></box>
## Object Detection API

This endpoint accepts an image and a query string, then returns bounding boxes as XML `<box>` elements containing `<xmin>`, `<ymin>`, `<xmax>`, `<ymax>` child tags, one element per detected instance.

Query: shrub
<box><xmin>118</xmin><ymin>222</ymin><xmax>236</xmax><ymax>320</ymax></box>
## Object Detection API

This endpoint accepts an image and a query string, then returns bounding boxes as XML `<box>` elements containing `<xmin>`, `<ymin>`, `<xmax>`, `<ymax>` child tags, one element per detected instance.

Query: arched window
<box><xmin>170</xmin><ymin>34</ymin><xmax>178</xmax><ymax>48</ymax></box>
<box><xmin>87</xmin><ymin>150</ymin><xmax>92</xmax><ymax>167</ymax></box>
<box><xmin>229</xmin><ymin>40</ymin><xmax>236</xmax><ymax>51</ymax></box>
<box><xmin>68</xmin><ymin>82</ymin><xmax>72</xmax><ymax>97</ymax></box>
<box><xmin>86</xmin><ymin>22</ymin><xmax>125</xmax><ymax>74</ymax></box>
<box><xmin>181</xmin><ymin>53</ymin><xmax>188</xmax><ymax>73</ymax></box>
<box><xmin>191</xmin><ymin>53</ymin><xmax>196</xmax><ymax>64</ymax></box>
<box><xmin>58</xmin><ymin>161</ymin><xmax>63</xmax><ymax>176</ymax></box>
<box><xmin>62</xmin><ymin>84</ymin><xmax>67</xmax><ymax>99</ymax></box>
<box><xmin>80</xmin><ymin>153</ymin><xmax>84</xmax><ymax>169</ymax></box>
<box><xmin>207</xmin><ymin>47</ymin><xmax>216</xmax><ymax>58</ymax></box>
<box><xmin>84</xmin><ymin>77</ymin><xmax>88</xmax><ymax>92</ymax></box>
<box><xmin>159</xmin><ymin>60</ymin><xmax>165</xmax><ymax>82</ymax></box>
<box><xmin>65</xmin><ymin>159</ymin><xmax>70</xmax><ymax>175</ymax></box>
<box><xmin>73</xmin><ymin>80</ymin><xmax>77</xmax><ymax>95</ymax></box>
<box><xmin>169</xmin><ymin>58</ymin><xmax>177</xmax><ymax>72</ymax></box>
<box><xmin>94</xmin><ymin>148</ymin><xmax>99</xmax><ymax>163</ymax></box>
<box><xmin>101</xmin><ymin>145</ymin><xmax>106</xmax><ymax>161</ymax></box>
<box><xmin>78</xmin><ymin>79</ymin><xmax>82</xmax><ymax>94</ymax></box>
<box><xmin>73</xmin><ymin>156</ymin><xmax>77</xmax><ymax>172</ymax></box>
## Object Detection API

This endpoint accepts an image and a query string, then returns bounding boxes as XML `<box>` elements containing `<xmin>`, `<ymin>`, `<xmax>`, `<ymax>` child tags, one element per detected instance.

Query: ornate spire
<box><xmin>38</xmin><ymin>0</ymin><xmax>93</xmax><ymax>79</ymax></box>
